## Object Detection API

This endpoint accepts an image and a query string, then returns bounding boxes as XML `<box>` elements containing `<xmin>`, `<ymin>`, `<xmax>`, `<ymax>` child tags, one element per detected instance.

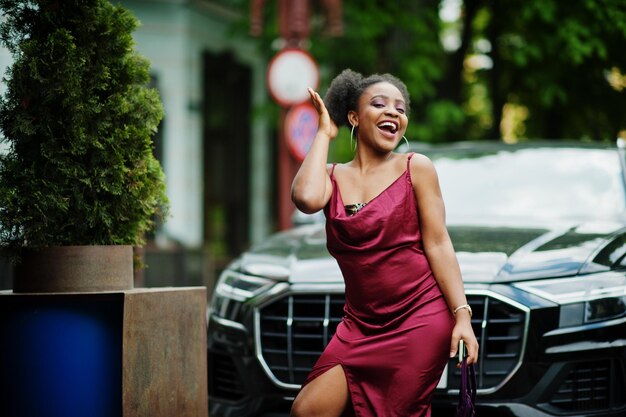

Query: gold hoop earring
<box><xmin>402</xmin><ymin>135</ymin><xmax>409</xmax><ymax>149</ymax></box>
<box><xmin>350</xmin><ymin>124</ymin><xmax>358</xmax><ymax>152</ymax></box>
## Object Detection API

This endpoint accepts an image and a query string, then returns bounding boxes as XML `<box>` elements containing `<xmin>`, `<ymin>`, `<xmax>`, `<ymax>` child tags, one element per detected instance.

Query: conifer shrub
<box><xmin>0</xmin><ymin>0</ymin><xmax>168</xmax><ymax>260</ymax></box>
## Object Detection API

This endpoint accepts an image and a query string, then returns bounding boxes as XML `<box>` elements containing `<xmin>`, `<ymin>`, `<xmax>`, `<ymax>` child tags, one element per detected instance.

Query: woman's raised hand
<box><xmin>308</xmin><ymin>88</ymin><xmax>338</xmax><ymax>140</ymax></box>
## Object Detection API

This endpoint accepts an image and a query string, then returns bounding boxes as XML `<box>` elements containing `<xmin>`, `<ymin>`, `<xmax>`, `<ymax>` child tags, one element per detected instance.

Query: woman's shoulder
<box><xmin>407</xmin><ymin>152</ymin><xmax>438</xmax><ymax>185</ymax></box>
<box><xmin>407</xmin><ymin>151</ymin><xmax>432</xmax><ymax>164</ymax></box>
<box><xmin>407</xmin><ymin>152</ymin><xmax>435</xmax><ymax>170</ymax></box>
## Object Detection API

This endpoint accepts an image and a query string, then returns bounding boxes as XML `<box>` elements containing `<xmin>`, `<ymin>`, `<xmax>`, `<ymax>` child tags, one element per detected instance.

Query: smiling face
<box><xmin>348</xmin><ymin>81</ymin><xmax>409</xmax><ymax>153</ymax></box>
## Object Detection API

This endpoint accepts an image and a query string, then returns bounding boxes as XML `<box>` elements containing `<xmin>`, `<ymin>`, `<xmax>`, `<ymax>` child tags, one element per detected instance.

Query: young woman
<box><xmin>290</xmin><ymin>69</ymin><xmax>478</xmax><ymax>417</ymax></box>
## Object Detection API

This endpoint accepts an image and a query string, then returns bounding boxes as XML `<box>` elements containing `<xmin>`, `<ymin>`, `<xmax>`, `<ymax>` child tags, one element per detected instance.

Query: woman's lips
<box><xmin>377</xmin><ymin>125</ymin><xmax>398</xmax><ymax>139</ymax></box>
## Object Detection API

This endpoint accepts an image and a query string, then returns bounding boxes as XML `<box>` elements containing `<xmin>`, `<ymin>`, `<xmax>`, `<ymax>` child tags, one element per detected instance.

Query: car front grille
<box><xmin>446</xmin><ymin>295</ymin><xmax>527</xmax><ymax>391</ymax></box>
<box><xmin>548</xmin><ymin>359</ymin><xmax>626</xmax><ymax>412</ymax></box>
<box><xmin>258</xmin><ymin>294</ymin><xmax>344</xmax><ymax>386</ymax></box>
<box><xmin>257</xmin><ymin>293</ymin><xmax>527</xmax><ymax>390</ymax></box>
<box><xmin>209</xmin><ymin>352</ymin><xmax>247</xmax><ymax>401</ymax></box>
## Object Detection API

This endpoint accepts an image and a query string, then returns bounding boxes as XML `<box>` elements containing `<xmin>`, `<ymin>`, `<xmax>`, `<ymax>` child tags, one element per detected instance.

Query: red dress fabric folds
<box><xmin>303</xmin><ymin>153</ymin><xmax>454</xmax><ymax>417</ymax></box>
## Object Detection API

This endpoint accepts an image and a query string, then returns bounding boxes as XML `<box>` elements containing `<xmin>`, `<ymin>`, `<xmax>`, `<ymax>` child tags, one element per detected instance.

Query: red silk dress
<box><xmin>303</xmin><ymin>153</ymin><xmax>455</xmax><ymax>417</ymax></box>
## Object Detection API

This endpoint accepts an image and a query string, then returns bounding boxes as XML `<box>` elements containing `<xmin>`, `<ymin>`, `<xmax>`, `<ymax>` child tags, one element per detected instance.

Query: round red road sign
<box><xmin>267</xmin><ymin>49</ymin><xmax>319</xmax><ymax>107</ymax></box>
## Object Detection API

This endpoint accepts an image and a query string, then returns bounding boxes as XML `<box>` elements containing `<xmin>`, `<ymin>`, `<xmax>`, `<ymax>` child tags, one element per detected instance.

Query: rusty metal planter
<box><xmin>12</xmin><ymin>245</ymin><xmax>134</xmax><ymax>293</ymax></box>
<box><xmin>0</xmin><ymin>246</ymin><xmax>208</xmax><ymax>417</ymax></box>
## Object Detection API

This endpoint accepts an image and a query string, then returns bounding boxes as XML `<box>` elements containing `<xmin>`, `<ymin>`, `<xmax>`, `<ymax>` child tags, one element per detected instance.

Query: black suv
<box><xmin>208</xmin><ymin>141</ymin><xmax>626</xmax><ymax>417</ymax></box>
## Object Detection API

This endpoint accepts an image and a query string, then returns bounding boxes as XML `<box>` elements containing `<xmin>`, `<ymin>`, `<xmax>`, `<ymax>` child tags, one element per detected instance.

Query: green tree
<box><xmin>239</xmin><ymin>0</ymin><xmax>463</xmax><ymax>150</ymax></box>
<box><xmin>235</xmin><ymin>0</ymin><xmax>626</xmax><ymax>143</ymax></box>
<box><xmin>485</xmin><ymin>0</ymin><xmax>626</xmax><ymax>140</ymax></box>
<box><xmin>0</xmin><ymin>0</ymin><xmax>168</xmax><ymax>258</ymax></box>
<box><xmin>454</xmin><ymin>0</ymin><xmax>626</xmax><ymax>140</ymax></box>
<box><xmin>311</xmin><ymin>1</ymin><xmax>465</xmax><ymax>144</ymax></box>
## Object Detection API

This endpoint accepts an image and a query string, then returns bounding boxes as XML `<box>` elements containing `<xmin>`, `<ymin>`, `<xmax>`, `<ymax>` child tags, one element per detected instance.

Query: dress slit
<box><xmin>301</xmin><ymin>362</ymin><xmax>359</xmax><ymax>417</ymax></box>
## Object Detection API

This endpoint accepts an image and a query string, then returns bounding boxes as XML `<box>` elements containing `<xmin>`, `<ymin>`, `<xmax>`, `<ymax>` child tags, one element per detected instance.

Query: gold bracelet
<box><xmin>453</xmin><ymin>304</ymin><xmax>473</xmax><ymax>317</ymax></box>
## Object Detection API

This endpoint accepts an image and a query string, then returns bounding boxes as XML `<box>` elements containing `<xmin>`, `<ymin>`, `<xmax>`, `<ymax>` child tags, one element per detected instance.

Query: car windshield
<box><xmin>426</xmin><ymin>146</ymin><xmax>626</xmax><ymax>226</ymax></box>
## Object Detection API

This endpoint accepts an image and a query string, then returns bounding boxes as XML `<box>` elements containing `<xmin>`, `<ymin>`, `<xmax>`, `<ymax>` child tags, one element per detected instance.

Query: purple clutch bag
<box><xmin>455</xmin><ymin>356</ymin><xmax>477</xmax><ymax>417</ymax></box>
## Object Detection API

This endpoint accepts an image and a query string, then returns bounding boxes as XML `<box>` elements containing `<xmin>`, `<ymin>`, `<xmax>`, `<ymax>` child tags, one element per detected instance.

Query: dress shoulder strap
<box><xmin>406</xmin><ymin>152</ymin><xmax>416</xmax><ymax>184</ymax></box>
<box><xmin>406</xmin><ymin>152</ymin><xmax>415</xmax><ymax>170</ymax></box>
<box><xmin>329</xmin><ymin>163</ymin><xmax>338</xmax><ymax>177</ymax></box>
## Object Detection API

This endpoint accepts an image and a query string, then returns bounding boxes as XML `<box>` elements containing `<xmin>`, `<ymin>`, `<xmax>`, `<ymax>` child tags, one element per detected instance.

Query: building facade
<box><xmin>0</xmin><ymin>0</ymin><xmax>275</xmax><ymax>290</ymax></box>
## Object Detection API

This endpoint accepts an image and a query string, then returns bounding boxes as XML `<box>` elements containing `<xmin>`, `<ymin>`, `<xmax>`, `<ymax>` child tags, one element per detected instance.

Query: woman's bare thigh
<box><xmin>290</xmin><ymin>364</ymin><xmax>349</xmax><ymax>417</ymax></box>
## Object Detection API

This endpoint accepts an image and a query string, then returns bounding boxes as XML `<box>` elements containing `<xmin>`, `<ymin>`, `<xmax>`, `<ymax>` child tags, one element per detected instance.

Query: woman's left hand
<box><xmin>449</xmin><ymin>313</ymin><xmax>479</xmax><ymax>365</ymax></box>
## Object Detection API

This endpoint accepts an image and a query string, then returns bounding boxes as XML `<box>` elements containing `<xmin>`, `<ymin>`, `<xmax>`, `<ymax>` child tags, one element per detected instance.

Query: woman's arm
<box><xmin>410</xmin><ymin>153</ymin><xmax>479</xmax><ymax>365</ymax></box>
<box><xmin>291</xmin><ymin>88</ymin><xmax>338</xmax><ymax>213</ymax></box>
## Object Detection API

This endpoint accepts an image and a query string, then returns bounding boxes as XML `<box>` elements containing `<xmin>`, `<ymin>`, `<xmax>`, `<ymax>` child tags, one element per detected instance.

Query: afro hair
<box><xmin>323</xmin><ymin>69</ymin><xmax>411</xmax><ymax>128</ymax></box>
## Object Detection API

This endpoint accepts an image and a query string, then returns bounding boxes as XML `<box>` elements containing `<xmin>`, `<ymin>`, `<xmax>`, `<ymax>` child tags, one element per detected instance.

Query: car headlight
<box><xmin>515</xmin><ymin>272</ymin><xmax>626</xmax><ymax>328</ymax></box>
<box><xmin>215</xmin><ymin>271</ymin><xmax>275</xmax><ymax>302</ymax></box>
<box><xmin>210</xmin><ymin>270</ymin><xmax>276</xmax><ymax>321</ymax></box>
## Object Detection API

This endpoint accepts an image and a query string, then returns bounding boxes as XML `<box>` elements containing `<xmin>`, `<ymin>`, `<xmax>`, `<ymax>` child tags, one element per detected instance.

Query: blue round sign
<box><xmin>285</xmin><ymin>103</ymin><xmax>319</xmax><ymax>162</ymax></box>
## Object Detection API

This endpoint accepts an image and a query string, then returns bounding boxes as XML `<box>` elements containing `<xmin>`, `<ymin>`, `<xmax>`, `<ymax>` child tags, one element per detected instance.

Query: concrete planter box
<box><xmin>0</xmin><ymin>249</ymin><xmax>208</xmax><ymax>417</ymax></box>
